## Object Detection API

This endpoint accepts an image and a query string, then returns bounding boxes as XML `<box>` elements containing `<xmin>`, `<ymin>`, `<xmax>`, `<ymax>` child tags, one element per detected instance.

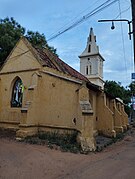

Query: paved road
<box><xmin>0</xmin><ymin>131</ymin><xmax>135</xmax><ymax>179</ymax></box>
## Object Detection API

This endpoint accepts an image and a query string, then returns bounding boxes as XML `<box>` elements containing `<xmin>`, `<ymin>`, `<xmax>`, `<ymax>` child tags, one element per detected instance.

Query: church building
<box><xmin>0</xmin><ymin>28</ymin><xmax>129</xmax><ymax>151</ymax></box>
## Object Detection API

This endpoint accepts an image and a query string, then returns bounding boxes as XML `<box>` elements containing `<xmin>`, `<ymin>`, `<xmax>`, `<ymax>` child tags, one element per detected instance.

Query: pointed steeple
<box><xmin>79</xmin><ymin>28</ymin><xmax>99</xmax><ymax>57</ymax></box>
<box><xmin>79</xmin><ymin>27</ymin><xmax>105</xmax><ymax>89</ymax></box>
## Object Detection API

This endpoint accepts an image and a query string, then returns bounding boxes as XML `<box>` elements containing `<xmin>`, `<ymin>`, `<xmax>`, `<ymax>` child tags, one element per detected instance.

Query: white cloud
<box><xmin>102</xmin><ymin>49</ymin><xmax>113</xmax><ymax>57</ymax></box>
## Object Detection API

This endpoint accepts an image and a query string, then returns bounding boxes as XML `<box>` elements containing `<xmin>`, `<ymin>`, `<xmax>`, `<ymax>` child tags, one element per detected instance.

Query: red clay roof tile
<box><xmin>35</xmin><ymin>47</ymin><xmax>89</xmax><ymax>82</ymax></box>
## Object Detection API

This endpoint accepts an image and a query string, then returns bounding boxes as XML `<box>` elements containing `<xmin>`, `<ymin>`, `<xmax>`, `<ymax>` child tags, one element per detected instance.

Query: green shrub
<box><xmin>24</xmin><ymin>130</ymin><xmax>81</xmax><ymax>153</ymax></box>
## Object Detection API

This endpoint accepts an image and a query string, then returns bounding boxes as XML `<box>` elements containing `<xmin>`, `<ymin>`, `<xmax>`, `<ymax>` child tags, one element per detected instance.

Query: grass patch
<box><xmin>24</xmin><ymin>131</ymin><xmax>81</xmax><ymax>154</ymax></box>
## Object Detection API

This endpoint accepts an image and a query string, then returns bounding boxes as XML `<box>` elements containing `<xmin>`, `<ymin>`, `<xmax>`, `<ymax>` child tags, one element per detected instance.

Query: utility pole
<box><xmin>131</xmin><ymin>0</ymin><xmax>135</xmax><ymax>71</ymax></box>
<box><xmin>131</xmin><ymin>0</ymin><xmax>135</xmax><ymax>123</ymax></box>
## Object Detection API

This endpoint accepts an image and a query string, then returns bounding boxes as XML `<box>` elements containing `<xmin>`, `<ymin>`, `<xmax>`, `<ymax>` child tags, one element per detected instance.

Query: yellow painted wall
<box><xmin>89</xmin><ymin>89</ymin><xmax>98</xmax><ymax>136</ymax></box>
<box><xmin>0</xmin><ymin>38</ymin><xmax>96</xmax><ymax>151</ymax></box>
<box><xmin>0</xmin><ymin>38</ymin><xmax>42</xmax><ymax>128</ymax></box>
<box><xmin>29</xmin><ymin>71</ymin><xmax>82</xmax><ymax>129</ymax></box>
<box><xmin>0</xmin><ymin>71</ymin><xmax>39</xmax><ymax>126</ymax></box>
<box><xmin>0</xmin><ymin>39</ymin><xmax>41</xmax><ymax>74</ymax></box>
<box><xmin>0</xmin><ymin>37</ymin><xmax>129</xmax><ymax>151</ymax></box>
<box><xmin>96</xmin><ymin>92</ymin><xmax>116</xmax><ymax>137</ymax></box>
<box><xmin>121</xmin><ymin>105</ymin><xmax>129</xmax><ymax>127</ymax></box>
<box><xmin>116</xmin><ymin>102</ymin><xmax>128</xmax><ymax>130</ymax></box>
<box><xmin>77</xmin><ymin>86</ymin><xmax>96</xmax><ymax>151</ymax></box>
<box><xmin>110</xmin><ymin>99</ymin><xmax>123</xmax><ymax>133</ymax></box>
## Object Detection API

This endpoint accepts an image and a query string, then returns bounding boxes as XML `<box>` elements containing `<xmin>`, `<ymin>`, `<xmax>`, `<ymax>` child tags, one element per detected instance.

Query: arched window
<box><xmin>86</xmin><ymin>66</ymin><xmax>88</xmax><ymax>75</ymax></box>
<box><xmin>90</xmin><ymin>64</ymin><xmax>92</xmax><ymax>74</ymax></box>
<box><xmin>11</xmin><ymin>78</ymin><xmax>24</xmax><ymax>107</ymax></box>
<box><xmin>88</xmin><ymin>44</ymin><xmax>91</xmax><ymax>53</ymax></box>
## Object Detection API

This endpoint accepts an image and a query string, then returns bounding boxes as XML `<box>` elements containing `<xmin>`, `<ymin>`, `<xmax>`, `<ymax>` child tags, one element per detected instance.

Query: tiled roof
<box><xmin>35</xmin><ymin>47</ymin><xmax>89</xmax><ymax>82</ymax></box>
<box><xmin>34</xmin><ymin>47</ymin><xmax>101</xmax><ymax>91</ymax></box>
<box><xmin>0</xmin><ymin>36</ymin><xmax>101</xmax><ymax>91</ymax></box>
<box><xmin>86</xmin><ymin>81</ymin><xmax>101</xmax><ymax>92</ymax></box>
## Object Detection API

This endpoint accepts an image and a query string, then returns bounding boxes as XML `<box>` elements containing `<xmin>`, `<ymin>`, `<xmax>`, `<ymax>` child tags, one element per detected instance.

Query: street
<box><xmin>0</xmin><ymin>130</ymin><xmax>135</xmax><ymax>179</ymax></box>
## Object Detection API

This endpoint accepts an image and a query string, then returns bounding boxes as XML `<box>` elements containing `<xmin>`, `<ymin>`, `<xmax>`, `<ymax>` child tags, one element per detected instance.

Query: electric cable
<box><xmin>47</xmin><ymin>0</ymin><xmax>118</xmax><ymax>41</ymax></box>
<box><xmin>115</xmin><ymin>6</ymin><xmax>131</xmax><ymax>19</ymax></box>
<box><xmin>48</xmin><ymin>0</ymin><xmax>101</xmax><ymax>38</ymax></box>
<box><xmin>118</xmin><ymin>0</ymin><xmax>128</xmax><ymax>85</ymax></box>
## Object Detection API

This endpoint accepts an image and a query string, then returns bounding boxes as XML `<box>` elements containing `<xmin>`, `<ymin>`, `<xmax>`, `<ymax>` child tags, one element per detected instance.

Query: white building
<box><xmin>79</xmin><ymin>28</ymin><xmax>105</xmax><ymax>89</ymax></box>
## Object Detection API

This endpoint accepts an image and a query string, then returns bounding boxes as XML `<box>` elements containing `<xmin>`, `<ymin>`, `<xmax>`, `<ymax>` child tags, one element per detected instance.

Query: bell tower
<box><xmin>79</xmin><ymin>28</ymin><xmax>104</xmax><ymax>88</ymax></box>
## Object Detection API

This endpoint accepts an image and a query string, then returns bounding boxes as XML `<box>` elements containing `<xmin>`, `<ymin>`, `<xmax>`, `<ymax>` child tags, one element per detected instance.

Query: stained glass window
<box><xmin>11</xmin><ymin>78</ymin><xmax>24</xmax><ymax>107</ymax></box>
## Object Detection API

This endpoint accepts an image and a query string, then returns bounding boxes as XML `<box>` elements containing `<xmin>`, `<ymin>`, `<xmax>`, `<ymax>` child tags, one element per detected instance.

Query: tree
<box><xmin>0</xmin><ymin>17</ymin><xmax>25</xmax><ymax>65</ymax></box>
<box><xmin>25</xmin><ymin>31</ymin><xmax>57</xmax><ymax>54</ymax></box>
<box><xmin>104</xmin><ymin>81</ymin><xmax>124</xmax><ymax>99</ymax></box>
<box><xmin>128</xmin><ymin>81</ymin><xmax>135</xmax><ymax>120</ymax></box>
<box><xmin>128</xmin><ymin>81</ymin><xmax>135</xmax><ymax>96</ymax></box>
<box><xmin>0</xmin><ymin>17</ymin><xmax>57</xmax><ymax>66</ymax></box>
<box><xmin>104</xmin><ymin>80</ymin><xmax>131</xmax><ymax>115</ymax></box>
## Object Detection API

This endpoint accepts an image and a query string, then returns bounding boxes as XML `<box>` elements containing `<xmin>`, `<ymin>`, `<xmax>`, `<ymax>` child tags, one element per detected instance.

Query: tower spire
<box><xmin>88</xmin><ymin>27</ymin><xmax>96</xmax><ymax>43</ymax></box>
<box><xmin>79</xmin><ymin>27</ymin><xmax>104</xmax><ymax>89</ymax></box>
<box><xmin>80</xmin><ymin>28</ymin><xmax>99</xmax><ymax>57</ymax></box>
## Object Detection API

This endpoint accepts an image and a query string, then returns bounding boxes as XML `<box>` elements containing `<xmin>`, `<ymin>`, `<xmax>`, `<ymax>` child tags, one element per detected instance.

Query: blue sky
<box><xmin>0</xmin><ymin>0</ymin><xmax>133</xmax><ymax>87</ymax></box>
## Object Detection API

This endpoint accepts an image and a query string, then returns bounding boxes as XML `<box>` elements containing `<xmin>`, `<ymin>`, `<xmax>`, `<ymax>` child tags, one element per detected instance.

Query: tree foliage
<box><xmin>0</xmin><ymin>17</ymin><xmax>25</xmax><ymax>65</ymax></box>
<box><xmin>104</xmin><ymin>80</ymin><xmax>131</xmax><ymax>115</ymax></box>
<box><xmin>25</xmin><ymin>31</ymin><xmax>57</xmax><ymax>54</ymax></box>
<box><xmin>0</xmin><ymin>17</ymin><xmax>57</xmax><ymax>66</ymax></box>
<box><xmin>104</xmin><ymin>81</ymin><xmax>130</xmax><ymax>103</ymax></box>
<box><xmin>128</xmin><ymin>81</ymin><xmax>135</xmax><ymax>96</ymax></box>
<box><xmin>128</xmin><ymin>81</ymin><xmax>135</xmax><ymax>118</ymax></box>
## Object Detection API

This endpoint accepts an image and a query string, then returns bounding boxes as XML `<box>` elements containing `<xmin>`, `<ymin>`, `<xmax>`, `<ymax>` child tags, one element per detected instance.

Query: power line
<box><xmin>47</xmin><ymin>0</ymin><xmax>118</xmax><ymax>41</ymax></box>
<box><xmin>115</xmin><ymin>6</ymin><xmax>131</xmax><ymax>19</ymax></box>
<box><xmin>130</xmin><ymin>36</ymin><xmax>134</xmax><ymax>75</ymax></box>
<box><xmin>118</xmin><ymin>0</ymin><xmax>128</xmax><ymax>84</ymax></box>
<box><xmin>47</xmin><ymin>0</ymin><xmax>118</xmax><ymax>42</ymax></box>
<box><xmin>48</xmin><ymin>0</ymin><xmax>101</xmax><ymax>38</ymax></box>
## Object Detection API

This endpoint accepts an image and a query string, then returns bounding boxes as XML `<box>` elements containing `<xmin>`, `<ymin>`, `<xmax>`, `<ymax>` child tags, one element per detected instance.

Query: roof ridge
<box><xmin>40</xmin><ymin>47</ymin><xmax>89</xmax><ymax>82</ymax></box>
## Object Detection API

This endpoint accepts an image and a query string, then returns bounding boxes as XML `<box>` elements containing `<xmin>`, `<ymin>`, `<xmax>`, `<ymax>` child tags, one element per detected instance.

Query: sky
<box><xmin>0</xmin><ymin>0</ymin><xmax>133</xmax><ymax>87</ymax></box>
